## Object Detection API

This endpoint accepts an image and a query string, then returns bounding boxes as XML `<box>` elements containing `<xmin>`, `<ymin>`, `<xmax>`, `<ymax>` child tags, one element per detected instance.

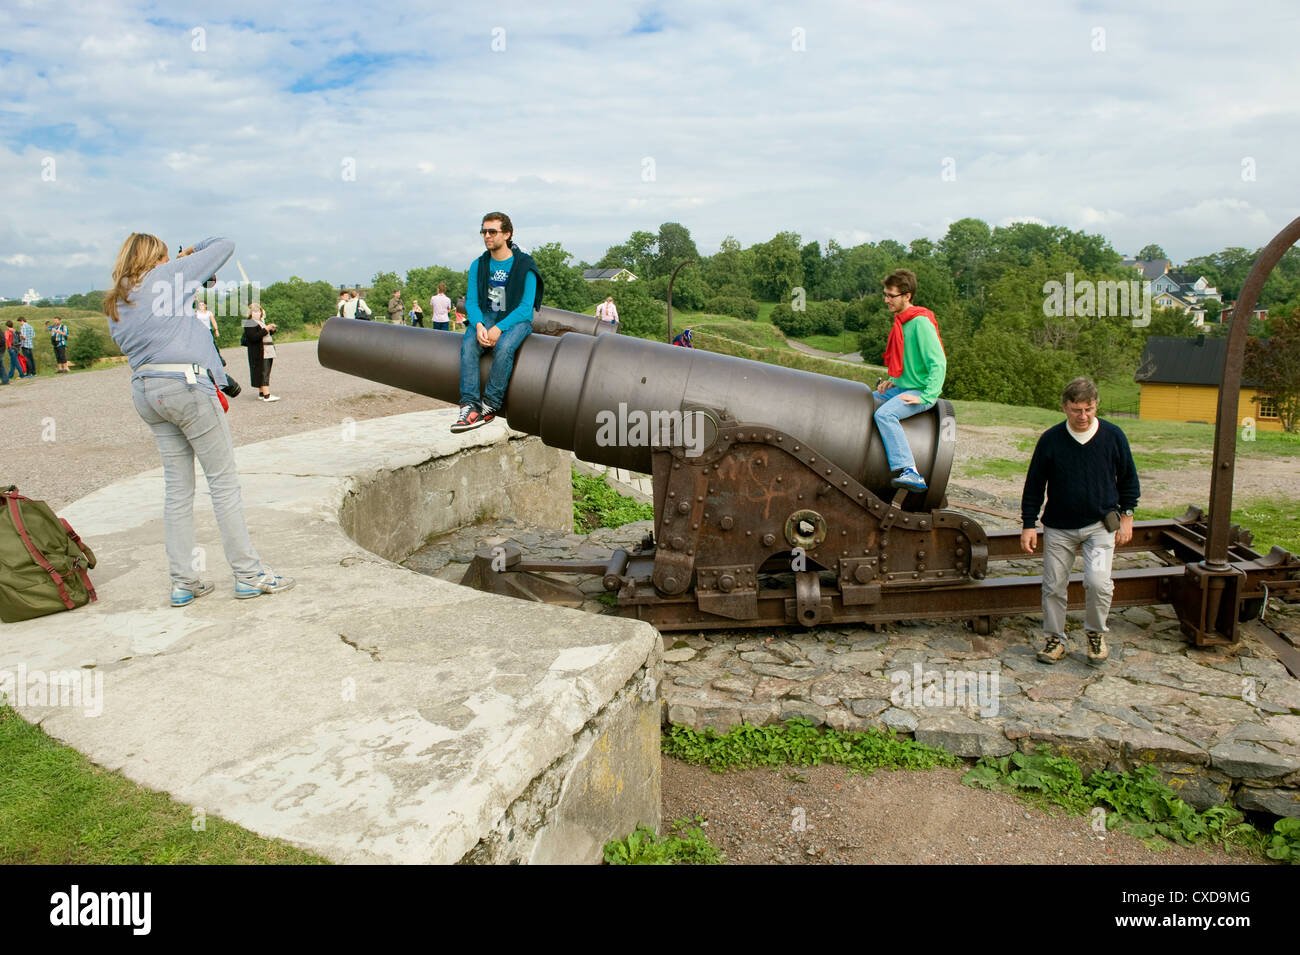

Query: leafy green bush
<box><xmin>603</xmin><ymin>818</ymin><xmax>723</xmax><ymax>865</ymax></box>
<box><xmin>769</xmin><ymin>301</ymin><xmax>814</xmax><ymax>338</ymax></box>
<box><xmin>944</xmin><ymin>331</ymin><xmax>1078</xmax><ymax>409</ymax></box>
<box><xmin>572</xmin><ymin>471</ymin><xmax>654</xmax><ymax>533</ymax></box>
<box><xmin>964</xmin><ymin>749</ymin><xmax>1278</xmax><ymax>857</ymax></box>
<box><xmin>67</xmin><ymin>328</ymin><xmax>108</xmax><ymax>366</ymax></box>
<box><xmin>703</xmin><ymin>296</ymin><xmax>759</xmax><ymax>320</ymax></box>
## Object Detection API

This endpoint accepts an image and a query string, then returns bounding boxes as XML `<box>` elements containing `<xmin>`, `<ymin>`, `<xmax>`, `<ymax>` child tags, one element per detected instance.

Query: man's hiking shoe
<box><xmin>451</xmin><ymin>405</ymin><xmax>486</xmax><ymax>432</ymax></box>
<box><xmin>234</xmin><ymin>573</ymin><xmax>296</xmax><ymax>599</ymax></box>
<box><xmin>1086</xmin><ymin>631</ymin><xmax>1109</xmax><ymax>666</ymax></box>
<box><xmin>171</xmin><ymin>580</ymin><xmax>214</xmax><ymax>608</ymax></box>
<box><xmin>479</xmin><ymin>404</ymin><xmax>497</xmax><ymax>426</ymax></box>
<box><xmin>1037</xmin><ymin>635</ymin><xmax>1067</xmax><ymax>664</ymax></box>
<box><xmin>890</xmin><ymin>467</ymin><xmax>928</xmax><ymax>492</ymax></box>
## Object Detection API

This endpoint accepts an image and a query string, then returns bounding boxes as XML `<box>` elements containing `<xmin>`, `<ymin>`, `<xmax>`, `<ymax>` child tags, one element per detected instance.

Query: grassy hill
<box><xmin>0</xmin><ymin>306</ymin><xmax>122</xmax><ymax>377</ymax></box>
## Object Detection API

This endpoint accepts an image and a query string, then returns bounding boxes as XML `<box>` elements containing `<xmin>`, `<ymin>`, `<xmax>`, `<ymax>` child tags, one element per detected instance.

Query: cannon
<box><xmin>318</xmin><ymin>311</ymin><xmax>1300</xmax><ymax>645</ymax></box>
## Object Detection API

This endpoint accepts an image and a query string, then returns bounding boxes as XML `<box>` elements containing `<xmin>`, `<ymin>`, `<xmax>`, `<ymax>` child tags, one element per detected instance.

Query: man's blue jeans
<box><xmin>872</xmin><ymin>386</ymin><xmax>934</xmax><ymax>472</ymax></box>
<box><xmin>7</xmin><ymin>346</ymin><xmax>24</xmax><ymax>377</ymax></box>
<box><xmin>459</xmin><ymin>321</ymin><xmax>531</xmax><ymax>410</ymax></box>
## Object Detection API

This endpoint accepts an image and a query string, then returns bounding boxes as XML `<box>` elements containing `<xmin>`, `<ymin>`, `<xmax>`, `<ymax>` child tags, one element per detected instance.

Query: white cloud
<box><xmin>2</xmin><ymin>0</ymin><xmax>1299</xmax><ymax>294</ymax></box>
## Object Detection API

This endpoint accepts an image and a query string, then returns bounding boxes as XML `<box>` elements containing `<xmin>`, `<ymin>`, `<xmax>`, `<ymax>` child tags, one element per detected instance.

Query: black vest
<box><xmin>475</xmin><ymin>245</ymin><xmax>545</xmax><ymax>322</ymax></box>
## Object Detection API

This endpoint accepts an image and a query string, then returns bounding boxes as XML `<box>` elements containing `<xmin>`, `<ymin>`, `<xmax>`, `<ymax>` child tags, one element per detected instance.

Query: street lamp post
<box><xmin>666</xmin><ymin>259</ymin><xmax>694</xmax><ymax>344</ymax></box>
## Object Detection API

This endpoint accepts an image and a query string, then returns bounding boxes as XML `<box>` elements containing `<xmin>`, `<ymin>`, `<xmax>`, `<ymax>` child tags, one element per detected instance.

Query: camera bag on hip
<box><xmin>0</xmin><ymin>486</ymin><xmax>97</xmax><ymax>623</ymax></box>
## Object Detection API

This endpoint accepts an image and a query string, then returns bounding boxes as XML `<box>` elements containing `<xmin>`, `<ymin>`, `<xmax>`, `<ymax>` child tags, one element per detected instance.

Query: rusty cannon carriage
<box><xmin>318</xmin><ymin>293</ymin><xmax>1300</xmax><ymax>651</ymax></box>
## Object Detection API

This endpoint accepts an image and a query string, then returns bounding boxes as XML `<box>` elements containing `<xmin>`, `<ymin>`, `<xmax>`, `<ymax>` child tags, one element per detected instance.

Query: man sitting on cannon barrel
<box><xmin>450</xmin><ymin>211</ymin><xmax>545</xmax><ymax>432</ymax></box>
<box><xmin>873</xmin><ymin>268</ymin><xmax>947</xmax><ymax>492</ymax></box>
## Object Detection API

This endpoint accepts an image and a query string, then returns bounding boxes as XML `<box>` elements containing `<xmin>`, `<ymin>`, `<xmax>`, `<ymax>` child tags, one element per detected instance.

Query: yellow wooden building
<box><xmin>1135</xmin><ymin>336</ymin><xmax>1283</xmax><ymax>431</ymax></box>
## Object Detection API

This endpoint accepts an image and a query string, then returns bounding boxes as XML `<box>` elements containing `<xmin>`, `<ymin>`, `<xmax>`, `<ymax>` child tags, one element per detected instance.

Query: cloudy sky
<box><xmin>3</xmin><ymin>0</ymin><xmax>1298</xmax><ymax>298</ymax></box>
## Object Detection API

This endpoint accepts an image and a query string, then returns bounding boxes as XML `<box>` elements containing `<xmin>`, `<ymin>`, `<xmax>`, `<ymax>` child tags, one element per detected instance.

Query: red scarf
<box><xmin>883</xmin><ymin>305</ymin><xmax>942</xmax><ymax>379</ymax></box>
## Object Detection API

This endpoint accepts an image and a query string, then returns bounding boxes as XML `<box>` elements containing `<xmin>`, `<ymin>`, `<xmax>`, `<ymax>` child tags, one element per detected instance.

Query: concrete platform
<box><xmin>0</xmin><ymin>410</ymin><xmax>663</xmax><ymax>864</ymax></box>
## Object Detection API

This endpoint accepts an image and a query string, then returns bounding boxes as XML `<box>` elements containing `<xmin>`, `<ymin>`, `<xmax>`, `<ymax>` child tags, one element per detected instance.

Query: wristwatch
<box><xmin>1120</xmin><ymin>508</ymin><xmax>1135</xmax><ymax>517</ymax></box>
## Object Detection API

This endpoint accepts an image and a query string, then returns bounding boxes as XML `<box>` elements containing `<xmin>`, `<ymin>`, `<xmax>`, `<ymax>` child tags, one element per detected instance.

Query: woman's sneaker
<box><xmin>258</xmin><ymin>394</ymin><xmax>281</xmax><ymax>402</ymax></box>
<box><xmin>171</xmin><ymin>580</ymin><xmax>215</xmax><ymax>607</ymax></box>
<box><xmin>234</xmin><ymin>573</ymin><xmax>296</xmax><ymax>599</ymax></box>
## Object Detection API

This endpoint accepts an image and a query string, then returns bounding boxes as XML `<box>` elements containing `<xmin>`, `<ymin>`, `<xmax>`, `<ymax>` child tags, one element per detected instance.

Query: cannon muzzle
<box><xmin>318</xmin><ymin>317</ymin><xmax>954</xmax><ymax>509</ymax></box>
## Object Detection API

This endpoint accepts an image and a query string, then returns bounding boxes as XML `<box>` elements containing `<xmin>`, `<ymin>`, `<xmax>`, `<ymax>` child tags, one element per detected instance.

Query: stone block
<box><xmin>1235</xmin><ymin>786</ymin><xmax>1300</xmax><ymax>818</ymax></box>
<box><xmin>1209</xmin><ymin>742</ymin><xmax>1300</xmax><ymax>779</ymax></box>
<box><xmin>662</xmin><ymin>647</ymin><xmax>697</xmax><ymax>663</ymax></box>
<box><xmin>1120</xmin><ymin>729</ymin><xmax>1209</xmax><ymax>766</ymax></box>
<box><xmin>780</xmin><ymin>700</ymin><xmax>827</xmax><ymax>725</ymax></box>
<box><xmin>880</xmin><ymin>708</ymin><xmax>918</xmax><ymax>733</ymax></box>
<box><xmin>831</xmin><ymin>650</ymin><xmax>886</xmax><ymax>673</ymax></box>
<box><xmin>914</xmin><ymin>714</ymin><xmax>1014</xmax><ymax>758</ymax></box>
<box><xmin>1154</xmin><ymin>765</ymin><xmax>1232</xmax><ymax>812</ymax></box>
<box><xmin>750</xmin><ymin>662</ymin><xmax>828</xmax><ymax>681</ymax></box>
<box><xmin>850</xmin><ymin>698</ymin><xmax>890</xmax><ymax>719</ymax></box>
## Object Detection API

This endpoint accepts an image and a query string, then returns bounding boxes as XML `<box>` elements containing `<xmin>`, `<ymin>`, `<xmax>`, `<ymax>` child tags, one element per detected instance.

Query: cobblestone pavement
<box><xmin>406</xmin><ymin>494</ymin><xmax>1300</xmax><ymax>820</ymax></box>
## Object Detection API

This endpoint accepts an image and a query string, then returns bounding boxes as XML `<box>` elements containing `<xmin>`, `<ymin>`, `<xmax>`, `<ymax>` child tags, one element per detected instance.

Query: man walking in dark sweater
<box><xmin>1020</xmin><ymin>377</ymin><xmax>1140</xmax><ymax>666</ymax></box>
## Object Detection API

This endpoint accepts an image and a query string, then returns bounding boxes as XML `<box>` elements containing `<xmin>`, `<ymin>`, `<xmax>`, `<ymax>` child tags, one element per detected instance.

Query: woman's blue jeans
<box><xmin>459</xmin><ymin>322</ymin><xmax>531</xmax><ymax>409</ymax></box>
<box><xmin>132</xmin><ymin>376</ymin><xmax>265</xmax><ymax>589</ymax></box>
<box><xmin>872</xmin><ymin>386</ymin><xmax>934</xmax><ymax>472</ymax></box>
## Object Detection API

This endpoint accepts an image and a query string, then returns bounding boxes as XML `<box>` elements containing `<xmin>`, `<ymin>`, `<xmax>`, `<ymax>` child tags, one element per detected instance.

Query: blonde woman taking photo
<box><xmin>105</xmin><ymin>234</ymin><xmax>294</xmax><ymax>606</ymax></box>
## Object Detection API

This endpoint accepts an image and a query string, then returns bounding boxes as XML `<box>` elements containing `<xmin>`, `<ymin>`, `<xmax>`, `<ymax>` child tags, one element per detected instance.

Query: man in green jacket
<box><xmin>873</xmin><ymin>268</ymin><xmax>947</xmax><ymax>492</ymax></box>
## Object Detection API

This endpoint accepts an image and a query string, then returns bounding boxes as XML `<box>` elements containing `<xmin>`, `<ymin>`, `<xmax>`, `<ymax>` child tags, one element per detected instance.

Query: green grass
<box><xmin>795</xmin><ymin>331</ymin><xmax>863</xmax><ymax>355</ymax></box>
<box><xmin>0</xmin><ymin>704</ymin><xmax>328</xmax><ymax>864</ymax></box>
<box><xmin>957</xmin><ymin>458</ymin><xmax>1026</xmax><ymax>481</ymax></box>
<box><xmin>1143</xmin><ymin>499</ymin><xmax>1300</xmax><ymax>553</ymax></box>
<box><xmin>755</xmin><ymin>301</ymin><xmax>778</xmax><ymax>324</ymax></box>
<box><xmin>603</xmin><ymin>817</ymin><xmax>724</xmax><ymax>865</ymax></box>
<box><xmin>682</xmin><ymin>315</ymin><xmax>788</xmax><ymax>349</ymax></box>
<box><xmin>964</xmin><ymin>748</ymin><xmax>1296</xmax><ymax>861</ymax></box>
<box><xmin>663</xmin><ymin>718</ymin><xmax>961</xmax><ymax>774</ymax></box>
<box><xmin>572</xmin><ymin>470</ymin><xmax>654</xmax><ymax>533</ymax></box>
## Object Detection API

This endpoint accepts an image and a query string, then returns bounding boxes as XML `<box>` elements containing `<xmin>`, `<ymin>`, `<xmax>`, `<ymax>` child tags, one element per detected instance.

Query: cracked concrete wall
<box><xmin>460</xmin><ymin>654</ymin><xmax>663</xmax><ymax>865</ymax></box>
<box><xmin>340</xmin><ymin>435</ymin><xmax>572</xmax><ymax>562</ymax></box>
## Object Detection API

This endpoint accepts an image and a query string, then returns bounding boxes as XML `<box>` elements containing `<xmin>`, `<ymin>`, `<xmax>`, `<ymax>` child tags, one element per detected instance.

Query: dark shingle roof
<box><xmin>1135</xmin><ymin>336</ymin><xmax>1259</xmax><ymax>387</ymax></box>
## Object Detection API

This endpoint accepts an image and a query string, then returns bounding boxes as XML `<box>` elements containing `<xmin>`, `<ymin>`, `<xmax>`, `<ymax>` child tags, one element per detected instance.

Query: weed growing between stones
<box><xmin>963</xmin><ymin>749</ymin><xmax>1300</xmax><ymax>862</ymax></box>
<box><xmin>572</xmin><ymin>470</ymin><xmax>654</xmax><ymax>533</ymax></box>
<box><xmin>662</xmin><ymin>718</ymin><xmax>962</xmax><ymax>774</ymax></box>
<box><xmin>603</xmin><ymin>816</ymin><xmax>724</xmax><ymax>865</ymax></box>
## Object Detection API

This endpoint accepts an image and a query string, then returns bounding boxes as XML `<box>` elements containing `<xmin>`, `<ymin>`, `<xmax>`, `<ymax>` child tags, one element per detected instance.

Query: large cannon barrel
<box><xmin>318</xmin><ymin>318</ymin><xmax>955</xmax><ymax>509</ymax></box>
<box><xmin>531</xmin><ymin>306</ymin><xmax>616</xmax><ymax>337</ymax></box>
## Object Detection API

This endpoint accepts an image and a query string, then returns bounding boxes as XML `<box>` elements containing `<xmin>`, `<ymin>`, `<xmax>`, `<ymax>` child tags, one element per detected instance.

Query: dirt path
<box><xmin>786</xmin><ymin>339</ymin><xmax>870</xmax><ymax>365</ymax></box>
<box><xmin>662</xmin><ymin>762</ymin><xmax>1255</xmax><ymax>865</ymax></box>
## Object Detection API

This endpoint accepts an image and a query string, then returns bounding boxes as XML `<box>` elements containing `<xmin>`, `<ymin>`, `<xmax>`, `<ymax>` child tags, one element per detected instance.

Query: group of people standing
<box><xmin>1</xmin><ymin>315</ymin><xmax>69</xmax><ymax>383</ymax></box>
<box><xmin>338</xmin><ymin>286</ymin><xmax>466</xmax><ymax>329</ymax></box>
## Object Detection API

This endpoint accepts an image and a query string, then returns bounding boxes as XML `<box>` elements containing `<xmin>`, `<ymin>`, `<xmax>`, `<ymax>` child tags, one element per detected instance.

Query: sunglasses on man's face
<box><xmin>480</xmin><ymin>228</ymin><xmax>501</xmax><ymax>236</ymax></box>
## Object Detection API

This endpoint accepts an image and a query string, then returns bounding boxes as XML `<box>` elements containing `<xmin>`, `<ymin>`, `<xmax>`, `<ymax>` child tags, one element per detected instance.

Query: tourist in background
<box><xmin>3</xmin><ymin>322</ymin><xmax>21</xmax><ymax>380</ymax></box>
<box><xmin>18</xmin><ymin>316</ymin><xmax>36</xmax><ymax>377</ymax></box>
<box><xmin>430</xmin><ymin>282</ymin><xmax>452</xmax><ymax>331</ymax></box>
<box><xmin>387</xmin><ymin>289</ymin><xmax>405</xmax><ymax>324</ymax></box>
<box><xmin>596</xmin><ymin>295</ymin><xmax>619</xmax><ymax>332</ymax></box>
<box><xmin>242</xmin><ymin>301</ymin><xmax>281</xmax><ymax>403</ymax></box>
<box><xmin>409</xmin><ymin>299</ymin><xmax>425</xmax><ymax>327</ymax></box>
<box><xmin>51</xmin><ymin>317</ymin><xmax>70</xmax><ymax>373</ymax></box>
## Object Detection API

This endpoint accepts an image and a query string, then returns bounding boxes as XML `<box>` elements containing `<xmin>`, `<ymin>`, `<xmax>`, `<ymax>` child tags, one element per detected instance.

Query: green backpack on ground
<box><xmin>0</xmin><ymin>486</ymin><xmax>97</xmax><ymax>623</ymax></box>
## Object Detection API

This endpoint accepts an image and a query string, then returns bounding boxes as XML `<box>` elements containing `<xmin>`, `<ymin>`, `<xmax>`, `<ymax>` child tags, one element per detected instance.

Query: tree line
<box><xmin>33</xmin><ymin>218</ymin><xmax>1300</xmax><ymax>421</ymax></box>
